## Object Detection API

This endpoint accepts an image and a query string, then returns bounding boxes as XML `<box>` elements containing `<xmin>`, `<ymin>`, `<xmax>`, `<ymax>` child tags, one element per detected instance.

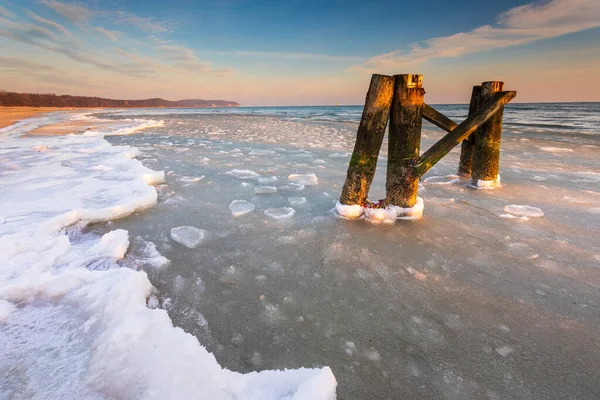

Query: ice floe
<box><xmin>255</xmin><ymin>186</ymin><xmax>278</xmax><ymax>194</ymax></box>
<box><xmin>227</xmin><ymin>169</ymin><xmax>260</xmax><ymax>179</ymax></box>
<box><xmin>170</xmin><ymin>226</ymin><xmax>207</xmax><ymax>249</ymax></box>
<box><xmin>288</xmin><ymin>197</ymin><xmax>307</xmax><ymax>206</ymax></box>
<box><xmin>288</xmin><ymin>173</ymin><xmax>318</xmax><ymax>185</ymax></box>
<box><xmin>229</xmin><ymin>200</ymin><xmax>256</xmax><ymax>216</ymax></box>
<box><xmin>503</xmin><ymin>205</ymin><xmax>544</xmax><ymax>218</ymax></box>
<box><xmin>265</xmin><ymin>207</ymin><xmax>296</xmax><ymax>219</ymax></box>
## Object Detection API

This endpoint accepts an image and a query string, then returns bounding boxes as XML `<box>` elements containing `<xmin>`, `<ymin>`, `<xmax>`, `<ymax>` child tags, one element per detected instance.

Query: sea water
<box><xmin>1</xmin><ymin>103</ymin><xmax>599</xmax><ymax>399</ymax></box>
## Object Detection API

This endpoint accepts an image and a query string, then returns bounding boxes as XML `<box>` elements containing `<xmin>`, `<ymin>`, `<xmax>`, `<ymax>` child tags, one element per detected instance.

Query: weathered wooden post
<box><xmin>470</xmin><ymin>81</ymin><xmax>504</xmax><ymax>188</ymax></box>
<box><xmin>339</xmin><ymin>74</ymin><xmax>394</xmax><ymax>205</ymax></box>
<box><xmin>385</xmin><ymin>74</ymin><xmax>424</xmax><ymax>208</ymax></box>
<box><xmin>457</xmin><ymin>85</ymin><xmax>483</xmax><ymax>177</ymax></box>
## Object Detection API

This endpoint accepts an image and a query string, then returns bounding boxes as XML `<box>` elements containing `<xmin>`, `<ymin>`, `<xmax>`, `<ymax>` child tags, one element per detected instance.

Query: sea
<box><xmin>1</xmin><ymin>102</ymin><xmax>599</xmax><ymax>399</ymax></box>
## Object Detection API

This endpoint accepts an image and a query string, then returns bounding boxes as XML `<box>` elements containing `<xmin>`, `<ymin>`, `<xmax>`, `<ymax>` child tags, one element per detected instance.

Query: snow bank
<box><xmin>0</xmin><ymin>113</ymin><xmax>336</xmax><ymax>399</ymax></box>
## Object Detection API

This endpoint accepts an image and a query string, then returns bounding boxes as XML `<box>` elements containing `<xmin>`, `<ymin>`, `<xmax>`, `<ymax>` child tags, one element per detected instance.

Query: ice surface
<box><xmin>504</xmin><ymin>205</ymin><xmax>544</xmax><ymax>218</ymax></box>
<box><xmin>170</xmin><ymin>226</ymin><xmax>207</xmax><ymax>248</ymax></box>
<box><xmin>0</xmin><ymin>113</ymin><xmax>336</xmax><ymax>400</ymax></box>
<box><xmin>255</xmin><ymin>186</ymin><xmax>278</xmax><ymax>194</ymax></box>
<box><xmin>288</xmin><ymin>173</ymin><xmax>318</xmax><ymax>185</ymax></box>
<box><xmin>227</xmin><ymin>169</ymin><xmax>260</xmax><ymax>179</ymax></box>
<box><xmin>540</xmin><ymin>147</ymin><xmax>574</xmax><ymax>153</ymax></box>
<box><xmin>265</xmin><ymin>207</ymin><xmax>296</xmax><ymax>219</ymax></box>
<box><xmin>229</xmin><ymin>200</ymin><xmax>256</xmax><ymax>216</ymax></box>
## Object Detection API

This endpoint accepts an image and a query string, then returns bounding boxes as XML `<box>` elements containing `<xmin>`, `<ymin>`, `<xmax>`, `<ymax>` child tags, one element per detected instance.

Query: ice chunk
<box><xmin>335</xmin><ymin>202</ymin><xmax>364</xmax><ymax>219</ymax></box>
<box><xmin>288</xmin><ymin>197</ymin><xmax>307</xmax><ymax>206</ymax></box>
<box><xmin>229</xmin><ymin>200</ymin><xmax>255</xmax><ymax>216</ymax></box>
<box><xmin>391</xmin><ymin>197</ymin><xmax>424</xmax><ymax>220</ymax></box>
<box><xmin>288</xmin><ymin>174</ymin><xmax>318</xmax><ymax>186</ymax></box>
<box><xmin>280</xmin><ymin>182</ymin><xmax>305</xmax><ymax>191</ymax></box>
<box><xmin>495</xmin><ymin>345</ymin><xmax>515</xmax><ymax>357</ymax></box>
<box><xmin>265</xmin><ymin>207</ymin><xmax>296</xmax><ymax>219</ymax></box>
<box><xmin>178</xmin><ymin>176</ymin><xmax>205</xmax><ymax>183</ymax></box>
<box><xmin>170</xmin><ymin>226</ymin><xmax>207</xmax><ymax>249</ymax></box>
<box><xmin>504</xmin><ymin>205</ymin><xmax>544</xmax><ymax>218</ymax></box>
<box><xmin>226</xmin><ymin>169</ymin><xmax>260</xmax><ymax>179</ymax></box>
<box><xmin>255</xmin><ymin>186</ymin><xmax>278</xmax><ymax>194</ymax></box>
<box><xmin>423</xmin><ymin>175</ymin><xmax>460</xmax><ymax>185</ymax></box>
<box><xmin>363</xmin><ymin>207</ymin><xmax>397</xmax><ymax>224</ymax></box>
<box><xmin>258</xmin><ymin>176</ymin><xmax>278</xmax><ymax>184</ymax></box>
<box><xmin>540</xmin><ymin>147</ymin><xmax>573</xmax><ymax>153</ymax></box>
<box><xmin>248</xmin><ymin>149</ymin><xmax>276</xmax><ymax>156</ymax></box>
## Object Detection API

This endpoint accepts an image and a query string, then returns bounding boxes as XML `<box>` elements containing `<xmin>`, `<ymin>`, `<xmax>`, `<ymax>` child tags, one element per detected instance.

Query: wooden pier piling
<box><xmin>457</xmin><ymin>86</ymin><xmax>483</xmax><ymax>177</ymax></box>
<box><xmin>470</xmin><ymin>81</ymin><xmax>505</xmax><ymax>186</ymax></box>
<box><xmin>339</xmin><ymin>74</ymin><xmax>394</xmax><ymax>205</ymax></box>
<box><xmin>385</xmin><ymin>74</ymin><xmax>424</xmax><ymax>208</ymax></box>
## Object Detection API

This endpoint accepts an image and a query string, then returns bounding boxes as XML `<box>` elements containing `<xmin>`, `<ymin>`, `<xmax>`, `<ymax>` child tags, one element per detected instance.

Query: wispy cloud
<box><xmin>92</xmin><ymin>26</ymin><xmax>119</xmax><ymax>41</ymax></box>
<box><xmin>0</xmin><ymin>6</ymin><xmax>13</xmax><ymax>18</ymax></box>
<box><xmin>41</xmin><ymin>0</ymin><xmax>92</xmax><ymax>25</ymax></box>
<box><xmin>349</xmin><ymin>0</ymin><xmax>600</xmax><ymax>74</ymax></box>
<box><xmin>25</xmin><ymin>11</ymin><xmax>68</xmax><ymax>35</ymax></box>
<box><xmin>112</xmin><ymin>10</ymin><xmax>172</xmax><ymax>34</ymax></box>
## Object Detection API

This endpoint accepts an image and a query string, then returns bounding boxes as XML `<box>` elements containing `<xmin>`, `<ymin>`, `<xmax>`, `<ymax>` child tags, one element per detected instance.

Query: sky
<box><xmin>0</xmin><ymin>0</ymin><xmax>599</xmax><ymax>105</ymax></box>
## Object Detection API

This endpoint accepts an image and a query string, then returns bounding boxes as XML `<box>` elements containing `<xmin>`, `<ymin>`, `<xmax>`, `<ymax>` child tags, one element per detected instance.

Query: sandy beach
<box><xmin>0</xmin><ymin>107</ymin><xmax>60</xmax><ymax>129</ymax></box>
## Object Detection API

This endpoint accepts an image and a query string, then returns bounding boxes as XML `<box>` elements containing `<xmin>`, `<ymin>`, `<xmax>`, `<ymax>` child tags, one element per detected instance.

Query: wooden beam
<box><xmin>414</xmin><ymin>90</ymin><xmax>516</xmax><ymax>178</ymax></box>
<box><xmin>470</xmin><ymin>81</ymin><xmax>505</xmax><ymax>186</ymax></box>
<box><xmin>457</xmin><ymin>86</ymin><xmax>483</xmax><ymax>177</ymax></box>
<box><xmin>422</xmin><ymin>103</ymin><xmax>457</xmax><ymax>133</ymax></box>
<box><xmin>339</xmin><ymin>74</ymin><xmax>394</xmax><ymax>205</ymax></box>
<box><xmin>386</xmin><ymin>74</ymin><xmax>425</xmax><ymax>208</ymax></box>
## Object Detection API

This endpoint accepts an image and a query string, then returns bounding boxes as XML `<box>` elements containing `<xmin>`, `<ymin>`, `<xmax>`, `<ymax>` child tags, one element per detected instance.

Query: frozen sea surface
<box><xmin>96</xmin><ymin>104</ymin><xmax>600</xmax><ymax>399</ymax></box>
<box><xmin>2</xmin><ymin>103</ymin><xmax>600</xmax><ymax>399</ymax></box>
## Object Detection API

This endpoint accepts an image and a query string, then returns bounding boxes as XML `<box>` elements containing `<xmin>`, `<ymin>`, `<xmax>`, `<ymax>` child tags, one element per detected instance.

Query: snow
<box><xmin>468</xmin><ymin>174</ymin><xmax>501</xmax><ymax>190</ymax></box>
<box><xmin>265</xmin><ymin>207</ymin><xmax>296</xmax><ymax>219</ymax></box>
<box><xmin>227</xmin><ymin>169</ymin><xmax>260</xmax><ymax>179</ymax></box>
<box><xmin>391</xmin><ymin>197</ymin><xmax>425</xmax><ymax>220</ymax></box>
<box><xmin>229</xmin><ymin>200</ymin><xmax>256</xmax><ymax>216</ymax></box>
<box><xmin>0</xmin><ymin>113</ymin><xmax>336</xmax><ymax>400</ymax></box>
<box><xmin>363</xmin><ymin>207</ymin><xmax>397</xmax><ymax>224</ymax></box>
<box><xmin>288</xmin><ymin>174</ymin><xmax>318</xmax><ymax>186</ymax></box>
<box><xmin>503</xmin><ymin>205</ymin><xmax>544</xmax><ymax>218</ymax></box>
<box><xmin>334</xmin><ymin>202</ymin><xmax>364</xmax><ymax>219</ymax></box>
<box><xmin>170</xmin><ymin>226</ymin><xmax>207</xmax><ymax>249</ymax></box>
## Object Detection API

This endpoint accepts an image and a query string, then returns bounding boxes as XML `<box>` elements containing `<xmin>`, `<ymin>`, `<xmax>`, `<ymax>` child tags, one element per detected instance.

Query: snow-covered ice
<box><xmin>227</xmin><ymin>169</ymin><xmax>260</xmax><ymax>179</ymax></box>
<box><xmin>288</xmin><ymin>173</ymin><xmax>318</xmax><ymax>186</ymax></box>
<box><xmin>170</xmin><ymin>226</ymin><xmax>207</xmax><ymax>248</ymax></box>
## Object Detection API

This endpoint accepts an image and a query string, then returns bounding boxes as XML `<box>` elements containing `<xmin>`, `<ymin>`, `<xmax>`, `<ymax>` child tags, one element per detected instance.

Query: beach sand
<box><xmin>0</xmin><ymin>107</ymin><xmax>113</xmax><ymax>135</ymax></box>
<box><xmin>0</xmin><ymin>107</ymin><xmax>60</xmax><ymax>129</ymax></box>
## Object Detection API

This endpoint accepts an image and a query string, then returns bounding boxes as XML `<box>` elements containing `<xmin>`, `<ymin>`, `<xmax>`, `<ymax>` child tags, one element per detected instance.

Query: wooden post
<box><xmin>470</xmin><ymin>81</ymin><xmax>505</xmax><ymax>186</ymax></box>
<box><xmin>385</xmin><ymin>74</ymin><xmax>424</xmax><ymax>207</ymax></box>
<box><xmin>414</xmin><ymin>90</ymin><xmax>516</xmax><ymax>177</ymax></box>
<box><xmin>457</xmin><ymin>86</ymin><xmax>482</xmax><ymax>177</ymax></box>
<box><xmin>339</xmin><ymin>74</ymin><xmax>394</xmax><ymax>205</ymax></box>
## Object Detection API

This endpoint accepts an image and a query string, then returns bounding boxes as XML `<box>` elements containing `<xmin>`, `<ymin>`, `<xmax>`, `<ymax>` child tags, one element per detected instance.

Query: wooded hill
<box><xmin>0</xmin><ymin>90</ymin><xmax>240</xmax><ymax>108</ymax></box>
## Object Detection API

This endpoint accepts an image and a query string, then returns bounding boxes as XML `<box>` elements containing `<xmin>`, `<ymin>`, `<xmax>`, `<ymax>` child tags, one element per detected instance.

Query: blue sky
<box><xmin>0</xmin><ymin>0</ymin><xmax>599</xmax><ymax>105</ymax></box>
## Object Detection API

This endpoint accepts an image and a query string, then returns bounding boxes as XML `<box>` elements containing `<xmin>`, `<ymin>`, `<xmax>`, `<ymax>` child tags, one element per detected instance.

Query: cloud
<box><xmin>92</xmin><ymin>26</ymin><xmax>119</xmax><ymax>41</ymax></box>
<box><xmin>0</xmin><ymin>56</ymin><xmax>54</xmax><ymax>72</ymax></box>
<box><xmin>25</xmin><ymin>11</ymin><xmax>69</xmax><ymax>35</ymax></box>
<box><xmin>112</xmin><ymin>11</ymin><xmax>171</xmax><ymax>34</ymax></box>
<box><xmin>349</xmin><ymin>0</ymin><xmax>600</xmax><ymax>74</ymax></box>
<box><xmin>0</xmin><ymin>6</ymin><xmax>13</xmax><ymax>18</ymax></box>
<box><xmin>223</xmin><ymin>51</ymin><xmax>363</xmax><ymax>62</ymax></box>
<box><xmin>41</xmin><ymin>0</ymin><xmax>92</xmax><ymax>25</ymax></box>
